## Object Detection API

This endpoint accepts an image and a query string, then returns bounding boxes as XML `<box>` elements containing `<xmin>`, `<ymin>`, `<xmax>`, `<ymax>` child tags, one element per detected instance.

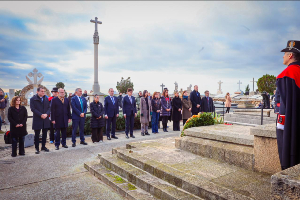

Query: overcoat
<box><xmin>8</xmin><ymin>106</ymin><xmax>28</xmax><ymax>138</ymax></box>
<box><xmin>182</xmin><ymin>98</ymin><xmax>192</xmax><ymax>120</ymax></box>
<box><xmin>201</xmin><ymin>96</ymin><xmax>215</xmax><ymax>112</ymax></box>
<box><xmin>51</xmin><ymin>97</ymin><xmax>72</xmax><ymax>128</ymax></box>
<box><xmin>30</xmin><ymin>94</ymin><xmax>51</xmax><ymax>130</ymax></box>
<box><xmin>140</xmin><ymin>97</ymin><xmax>152</xmax><ymax>124</ymax></box>
<box><xmin>161</xmin><ymin>96</ymin><xmax>171</xmax><ymax>116</ymax></box>
<box><xmin>225</xmin><ymin>96</ymin><xmax>231</xmax><ymax>107</ymax></box>
<box><xmin>190</xmin><ymin>90</ymin><xmax>201</xmax><ymax>113</ymax></box>
<box><xmin>90</xmin><ymin>101</ymin><xmax>105</xmax><ymax>128</ymax></box>
<box><xmin>172</xmin><ymin>97</ymin><xmax>182</xmax><ymax>121</ymax></box>
<box><xmin>276</xmin><ymin>61</ymin><xmax>300</xmax><ymax>169</ymax></box>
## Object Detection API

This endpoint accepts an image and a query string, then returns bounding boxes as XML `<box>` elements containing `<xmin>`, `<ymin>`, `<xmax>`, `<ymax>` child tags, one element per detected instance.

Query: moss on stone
<box><xmin>127</xmin><ymin>183</ymin><xmax>137</xmax><ymax>190</ymax></box>
<box><xmin>114</xmin><ymin>175</ymin><xmax>126</xmax><ymax>184</ymax></box>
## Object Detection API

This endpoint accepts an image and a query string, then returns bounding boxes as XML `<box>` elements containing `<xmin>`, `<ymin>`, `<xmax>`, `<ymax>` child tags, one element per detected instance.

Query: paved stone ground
<box><xmin>0</xmin><ymin>123</ymin><xmax>180</xmax><ymax>200</ymax></box>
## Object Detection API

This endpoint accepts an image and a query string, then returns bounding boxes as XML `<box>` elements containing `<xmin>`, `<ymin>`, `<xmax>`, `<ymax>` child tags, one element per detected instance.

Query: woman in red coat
<box><xmin>8</xmin><ymin>96</ymin><xmax>28</xmax><ymax>157</ymax></box>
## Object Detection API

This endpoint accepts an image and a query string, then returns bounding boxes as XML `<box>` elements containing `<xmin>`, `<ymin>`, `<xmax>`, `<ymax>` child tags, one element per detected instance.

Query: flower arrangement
<box><xmin>181</xmin><ymin>112</ymin><xmax>223</xmax><ymax>137</ymax></box>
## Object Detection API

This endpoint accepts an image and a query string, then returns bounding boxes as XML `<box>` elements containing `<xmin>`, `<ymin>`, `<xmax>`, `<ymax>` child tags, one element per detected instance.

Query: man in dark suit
<box><xmin>48</xmin><ymin>87</ymin><xmax>58</xmax><ymax>144</ymax></box>
<box><xmin>51</xmin><ymin>88</ymin><xmax>72</xmax><ymax>150</ymax></box>
<box><xmin>122</xmin><ymin>88</ymin><xmax>137</xmax><ymax>139</ymax></box>
<box><xmin>190</xmin><ymin>85</ymin><xmax>201</xmax><ymax>115</ymax></box>
<box><xmin>30</xmin><ymin>87</ymin><xmax>51</xmax><ymax>154</ymax></box>
<box><xmin>201</xmin><ymin>90</ymin><xmax>214</xmax><ymax>112</ymax></box>
<box><xmin>71</xmin><ymin>88</ymin><xmax>88</xmax><ymax>147</ymax></box>
<box><xmin>105</xmin><ymin>88</ymin><xmax>119</xmax><ymax>140</ymax></box>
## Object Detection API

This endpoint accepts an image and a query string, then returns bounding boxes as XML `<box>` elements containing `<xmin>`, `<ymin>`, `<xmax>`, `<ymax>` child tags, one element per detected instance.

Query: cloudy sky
<box><xmin>0</xmin><ymin>1</ymin><xmax>299</xmax><ymax>95</ymax></box>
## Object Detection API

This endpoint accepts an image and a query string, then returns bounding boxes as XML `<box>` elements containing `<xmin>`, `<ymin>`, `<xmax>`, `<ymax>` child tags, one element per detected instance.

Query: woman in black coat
<box><xmin>172</xmin><ymin>92</ymin><xmax>182</xmax><ymax>131</ymax></box>
<box><xmin>8</xmin><ymin>96</ymin><xmax>28</xmax><ymax>157</ymax></box>
<box><xmin>90</xmin><ymin>95</ymin><xmax>105</xmax><ymax>143</ymax></box>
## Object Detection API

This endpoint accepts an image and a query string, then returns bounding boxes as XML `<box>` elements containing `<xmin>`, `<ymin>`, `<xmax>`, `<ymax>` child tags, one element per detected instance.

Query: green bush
<box><xmin>181</xmin><ymin>112</ymin><xmax>223</xmax><ymax>137</ymax></box>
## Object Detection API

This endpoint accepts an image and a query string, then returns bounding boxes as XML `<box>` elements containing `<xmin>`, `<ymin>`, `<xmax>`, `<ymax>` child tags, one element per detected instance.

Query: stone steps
<box><xmin>113</xmin><ymin>140</ymin><xmax>270</xmax><ymax>200</ymax></box>
<box><xmin>175</xmin><ymin>136</ymin><xmax>255</xmax><ymax>171</ymax></box>
<box><xmin>99</xmin><ymin>152</ymin><xmax>203</xmax><ymax>200</ymax></box>
<box><xmin>84</xmin><ymin>160</ymin><xmax>157</xmax><ymax>200</ymax></box>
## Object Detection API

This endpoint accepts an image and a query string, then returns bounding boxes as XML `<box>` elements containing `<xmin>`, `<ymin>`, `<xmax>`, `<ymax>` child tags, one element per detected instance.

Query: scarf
<box><xmin>59</xmin><ymin>96</ymin><xmax>64</xmax><ymax>104</ymax></box>
<box><xmin>183</xmin><ymin>95</ymin><xmax>188</xmax><ymax>100</ymax></box>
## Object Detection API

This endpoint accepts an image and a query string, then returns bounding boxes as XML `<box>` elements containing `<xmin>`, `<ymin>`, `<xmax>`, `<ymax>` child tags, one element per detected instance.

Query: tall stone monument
<box><xmin>235</xmin><ymin>80</ymin><xmax>244</xmax><ymax>95</ymax></box>
<box><xmin>217</xmin><ymin>80</ymin><xmax>223</xmax><ymax>94</ymax></box>
<box><xmin>174</xmin><ymin>81</ymin><xmax>178</xmax><ymax>94</ymax></box>
<box><xmin>250</xmin><ymin>77</ymin><xmax>257</xmax><ymax>95</ymax></box>
<box><xmin>90</xmin><ymin>17</ymin><xmax>104</xmax><ymax>103</ymax></box>
<box><xmin>90</xmin><ymin>17</ymin><xmax>102</xmax><ymax>95</ymax></box>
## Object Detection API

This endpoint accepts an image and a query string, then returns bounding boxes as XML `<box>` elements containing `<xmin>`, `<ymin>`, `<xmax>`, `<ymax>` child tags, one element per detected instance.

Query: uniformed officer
<box><xmin>276</xmin><ymin>40</ymin><xmax>300</xmax><ymax>170</ymax></box>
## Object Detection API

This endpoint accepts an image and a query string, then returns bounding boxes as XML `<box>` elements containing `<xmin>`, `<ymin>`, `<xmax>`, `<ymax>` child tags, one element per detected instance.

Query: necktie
<box><xmin>79</xmin><ymin>97</ymin><xmax>83</xmax><ymax>112</ymax></box>
<box><xmin>129</xmin><ymin>96</ymin><xmax>132</xmax><ymax>104</ymax></box>
<box><xmin>207</xmin><ymin>97</ymin><xmax>209</xmax><ymax>104</ymax></box>
<box><xmin>41</xmin><ymin>97</ymin><xmax>43</xmax><ymax>102</ymax></box>
<box><xmin>111</xmin><ymin>96</ymin><xmax>115</xmax><ymax>105</ymax></box>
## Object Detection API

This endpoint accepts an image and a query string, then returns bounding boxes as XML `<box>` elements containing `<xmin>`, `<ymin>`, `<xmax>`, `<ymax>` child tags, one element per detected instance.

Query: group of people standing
<box><xmin>6</xmin><ymin>84</ymin><xmax>217</xmax><ymax>158</ymax></box>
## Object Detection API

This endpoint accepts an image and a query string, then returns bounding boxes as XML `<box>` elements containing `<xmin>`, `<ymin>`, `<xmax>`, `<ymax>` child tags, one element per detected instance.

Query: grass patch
<box><xmin>105</xmin><ymin>173</ymin><xmax>126</xmax><ymax>184</ymax></box>
<box><xmin>127</xmin><ymin>183</ymin><xmax>137</xmax><ymax>190</ymax></box>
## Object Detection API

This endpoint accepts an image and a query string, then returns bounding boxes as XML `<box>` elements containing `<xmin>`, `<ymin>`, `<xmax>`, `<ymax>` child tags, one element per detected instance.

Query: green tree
<box><xmin>257</xmin><ymin>74</ymin><xmax>276</xmax><ymax>94</ymax></box>
<box><xmin>55</xmin><ymin>82</ymin><xmax>67</xmax><ymax>97</ymax></box>
<box><xmin>245</xmin><ymin>84</ymin><xmax>250</xmax><ymax>94</ymax></box>
<box><xmin>116</xmin><ymin>77</ymin><xmax>134</xmax><ymax>94</ymax></box>
<box><xmin>15</xmin><ymin>90</ymin><xmax>21</xmax><ymax>96</ymax></box>
<box><xmin>56</xmin><ymin>82</ymin><xmax>65</xmax><ymax>89</ymax></box>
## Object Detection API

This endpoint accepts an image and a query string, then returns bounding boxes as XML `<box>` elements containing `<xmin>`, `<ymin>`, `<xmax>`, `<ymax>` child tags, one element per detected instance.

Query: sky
<box><xmin>0</xmin><ymin>1</ymin><xmax>299</xmax><ymax>95</ymax></box>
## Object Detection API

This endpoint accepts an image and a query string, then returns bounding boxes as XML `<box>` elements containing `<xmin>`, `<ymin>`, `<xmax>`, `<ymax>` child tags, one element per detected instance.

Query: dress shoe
<box><xmin>141</xmin><ymin>132</ymin><xmax>145</xmax><ymax>136</ymax></box>
<box><xmin>11</xmin><ymin>154</ymin><xmax>17</xmax><ymax>157</ymax></box>
<box><xmin>145</xmin><ymin>132</ymin><xmax>150</xmax><ymax>135</ymax></box>
<box><xmin>35</xmin><ymin>149</ymin><xmax>40</xmax><ymax>154</ymax></box>
<box><xmin>80</xmin><ymin>141</ymin><xmax>88</xmax><ymax>145</ymax></box>
<box><xmin>165</xmin><ymin>129</ymin><xmax>168</xmax><ymax>132</ymax></box>
<box><xmin>111</xmin><ymin>136</ymin><xmax>118</xmax><ymax>139</ymax></box>
<box><xmin>130</xmin><ymin>135</ymin><xmax>135</xmax><ymax>138</ymax></box>
<box><xmin>55</xmin><ymin>146</ymin><xmax>59</xmax><ymax>150</ymax></box>
<box><xmin>41</xmin><ymin>147</ymin><xmax>50</xmax><ymax>152</ymax></box>
<box><xmin>72</xmin><ymin>143</ymin><xmax>76</xmax><ymax>147</ymax></box>
<box><xmin>107</xmin><ymin>137</ymin><xmax>111</xmax><ymax>140</ymax></box>
<box><xmin>19</xmin><ymin>153</ymin><xmax>25</xmax><ymax>156</ymax></box>
<box><xmin>62</xmin><ymin>145</ymin><xmax>68</xmax><ymax>148</ymax></box>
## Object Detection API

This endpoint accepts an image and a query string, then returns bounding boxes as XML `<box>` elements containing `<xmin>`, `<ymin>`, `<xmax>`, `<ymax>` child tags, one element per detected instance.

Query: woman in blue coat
<box><xmin>90</xmin><ymin>94</ymin><xmax>105</xmax><ymax>143</ymax></box>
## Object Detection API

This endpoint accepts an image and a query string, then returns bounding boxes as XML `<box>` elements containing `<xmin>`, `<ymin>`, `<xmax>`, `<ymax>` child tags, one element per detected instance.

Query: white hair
<box><xmin>75</xmin><ymin>88</ymin><xmax>81</xmax><ymax>93</ymax></box>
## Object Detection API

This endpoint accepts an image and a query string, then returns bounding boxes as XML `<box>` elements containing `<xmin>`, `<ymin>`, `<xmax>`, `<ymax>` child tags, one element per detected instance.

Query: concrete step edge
<box><xmin>99</xmin><ymin>153</ymin><xmax>203</xmax><ymax>200</ymax></box>
<box><xmin>84</xmin><ymin>160</ymin><xmax>158</xmax><ymax>200</ymax></box>
<box><xmin>113</xmin><ymin>147</ymin><xmax>253</xmax><ymax>200</ymax></box>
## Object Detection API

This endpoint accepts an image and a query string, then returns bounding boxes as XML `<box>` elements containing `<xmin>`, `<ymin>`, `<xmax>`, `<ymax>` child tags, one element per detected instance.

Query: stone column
<box><xmin>93</xmin><ymin>31</ymin><xmax>100</xmax><ymax>94</ymax></box>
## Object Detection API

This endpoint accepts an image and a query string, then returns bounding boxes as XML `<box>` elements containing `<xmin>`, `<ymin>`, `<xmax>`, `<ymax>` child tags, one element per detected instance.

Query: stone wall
<box><xmin>19</xmin><ymin>84</ymin><xmax>51</xmax><ymax>106</ymax></box>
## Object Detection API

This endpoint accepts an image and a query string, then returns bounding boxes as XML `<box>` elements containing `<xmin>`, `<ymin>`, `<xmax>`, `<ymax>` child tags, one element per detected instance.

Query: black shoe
<box><xmin>11</xmin><ymin>154</ymin><xmax>17</xmax><ymax>157</ymax></box>
<box><xmin>62</xmin><ymin>145</ymin><xmax>68</xmax><ymax>148</ymax></box>
<box><xmin>55</xmin><ymin>146</ymin><xmax>59</xmax><ymax>150</ymax></box>
<box><xmin>111</xmin><ymin>136</ymin><xmax>118</xmax><ymax>139</ymax></box>
<box><xmin>35</xmin><ymin>149</ymin><xmax>40</xmax><ymax>154</ymax></box>
<box><xmin>125</xmin><ymin>135</ymin><xmax>129</xmax><ymax>139</ymax></box>
<box><xmin>130</xmin><ymin>135</ymin><xmax>135</xmax><ymax>138</ymax></box>
<box><xmin>145</xmin><ymin>132</ymin><xmax>150</xmax><ymax>135</ymax></box>
<box><xmin>19</xmin><ymin>153</ymin><xmax>25</xmax><ymax>156</ymax></box>
<box><xmin>107</xmin><ymin>137</ymin><xmax>111</xmax><ymax>140</ymax></box>
<box><xmin>80</xmin><ymin>141</ymin><xmax>88</xmax><ymax>145</ymax></box>
<box><xmin>165</xmin><ymin>129</ymin><xmax>168</xmax><ymax>132</ymax></box>
<box><xmin>72</xmin><ymin>143</ymin><xmax>76</xmax><ymax>147</ymax></box>
<box><xmin>41</xmin><ymin>147</ymin><xmax>50</xmax><ymax>152</ymax></box>
<box><xmin>141</xmin><ymin>132</ymin><xmax>145</xmax><ymax>136</ymax></box>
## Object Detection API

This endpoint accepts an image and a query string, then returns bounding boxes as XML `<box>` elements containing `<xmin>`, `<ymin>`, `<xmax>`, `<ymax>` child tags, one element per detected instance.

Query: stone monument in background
<box><xmin>20</xmin><ymin>68</ymin><xmax>50</xmax><ymax>106</ymax></box>
<box><xmin>234</xmin><ymin>80</ymin><xmax>244</xmax><ymax>95</ymax></box>
<box><xmin>174</xmin><ymin>81</ymin><xmax>178</xmax><ymax>94</ymax></box>
<box><xmin>90</xmin><ymin>17</ymin><xmax>105</xmax><ymax>103</ymax></box>
<box><xmin>217</xmin><ymin>80</ymin><xmax>223</xmax><ymax>94</ymax></box>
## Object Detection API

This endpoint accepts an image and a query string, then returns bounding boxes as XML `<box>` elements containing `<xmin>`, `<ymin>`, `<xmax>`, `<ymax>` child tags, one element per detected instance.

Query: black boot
<box><xmin>141</xmin><ymin>132</ymin><xmax>145</xmax><ymax>136</ymax></box>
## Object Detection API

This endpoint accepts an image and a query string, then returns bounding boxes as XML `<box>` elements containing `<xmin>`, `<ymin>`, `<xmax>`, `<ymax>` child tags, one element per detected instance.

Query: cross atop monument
<box><xmin>237</xmin><ymin>80</ymin><xmax>242</xmax><ymax>91</ymax></box>
<box><xmin>26</xmin><ymin>68</ymin><xmax>44</xmax><ymax>94</ymax></box>
<box><xmin>90</xmin><ymin>17</ymin><xmax>102</xmax><ymax>32</ymax></box>
<box><xmin>160</xmin><ymin>83</ymin><xmax>165</xmax><ymax>93</ymax></box>
<box><xmin>250</xmin><ymin>78</ymin><xmax>257</xmax><ymax>92</ymax></box>
<box><xmin>217</xmin><ymin>80</ymin><xmax>223</xmax><ymax>91</ymax></box>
